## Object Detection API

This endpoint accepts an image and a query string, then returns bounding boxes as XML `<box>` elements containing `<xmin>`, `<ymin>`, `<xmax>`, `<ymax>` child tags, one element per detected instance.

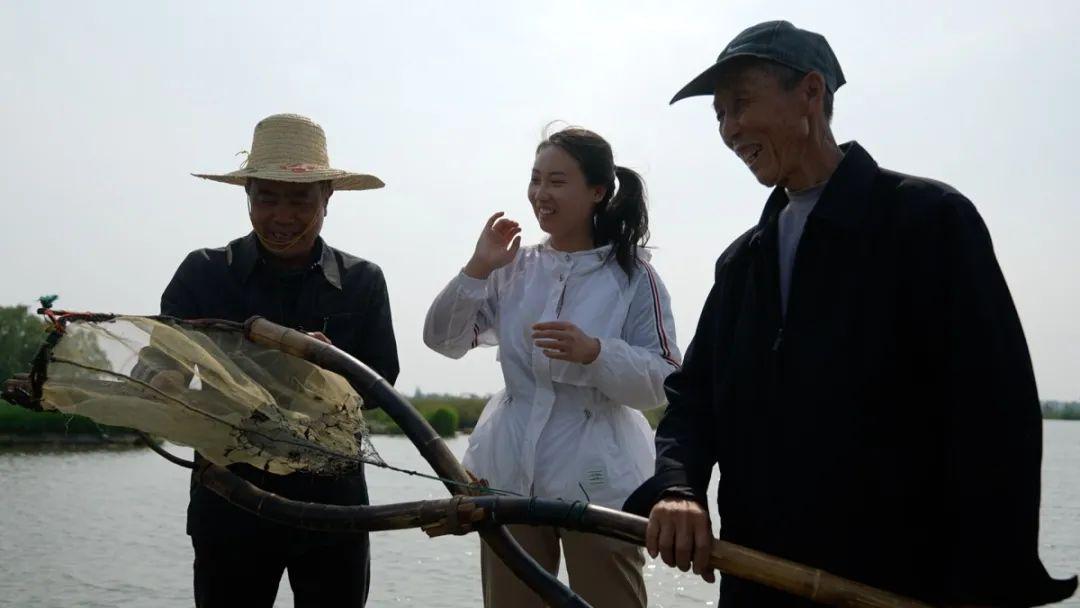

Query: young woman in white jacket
<box><xmin>424</xmin><ymin>127</ymin><xmax>681</xmax><ymax>608</ymax></box>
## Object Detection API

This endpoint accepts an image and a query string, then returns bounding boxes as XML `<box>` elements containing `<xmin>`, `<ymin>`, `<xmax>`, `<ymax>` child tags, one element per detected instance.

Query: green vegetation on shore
<box><xmin>364</xmin><ymin>392</ymin><xmax>485</xmax><ymax>436</ymax></box>
<box><xmin>0</xmin><ymin>400</ymin><xmax>138</xmax><ymax>442</ymax></box>
<box><xmin>1043</xmin><ymin>400</ymin><xmax>1080</xmax><ymax>420</ymax></box>
<box><xmin>8</xmin><ymin>390</ymin><xmax>1075</xmax><ymax>443</ymax></box>
<box><xmin>363</xmin><ymin>391</ymin><xmax>667</xmax><ymax>434</ymax></box>
<box><xmin>2</xmin><ymin>304</ymin><xmax>1076</xmax><ymax>445</ymax></box>
<box><xmin>1</xmin><ymin>304</ymin><xmax>139</xmax><ymax>443</ymax></box>
<box><xmin>1</xmin><ymin>304</ymin><xmax>44</xmax><ymax>386</ymax></box>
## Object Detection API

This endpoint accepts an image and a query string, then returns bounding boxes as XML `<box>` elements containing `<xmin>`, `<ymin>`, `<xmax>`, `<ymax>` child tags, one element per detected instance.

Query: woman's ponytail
<box><xmin>596</xmin><ymin>165</ymin><xmax>649</xmax><ymax>276</ymax></box>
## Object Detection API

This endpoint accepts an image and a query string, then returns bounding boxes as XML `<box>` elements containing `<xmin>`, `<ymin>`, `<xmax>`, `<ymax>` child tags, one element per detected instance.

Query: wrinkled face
<box><xmin>713</xmin><ymin>67</ymin><xmax>810</xmax><ymax>187</ymax></box>
<box><xmin>528</xmin><ymin>145</ymin><xmax>605</xmax><ymax>244</ymax></box>
<box><xmin>247</xmin><ymin>179</ymin><xmax>330</xmax><ymax>262</ymax></box>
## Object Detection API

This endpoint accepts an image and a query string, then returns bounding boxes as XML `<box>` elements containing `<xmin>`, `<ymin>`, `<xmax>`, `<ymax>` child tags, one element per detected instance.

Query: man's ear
<box><xmin>802</xmin><ymin>71</ymin><xmax>827</xmax><ymax>116</ymax></box>
<box><xmin>322</xmin><ymin>180</ymin><xmax>334</xmax><ymax>216</ymax></box>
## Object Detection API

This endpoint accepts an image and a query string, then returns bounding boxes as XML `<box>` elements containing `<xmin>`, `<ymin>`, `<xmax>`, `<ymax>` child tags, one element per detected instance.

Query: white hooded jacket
<box><xmin>423</xmin><ymin>242</ymin><xmax>681</xmax><ymax>508</ymax></box>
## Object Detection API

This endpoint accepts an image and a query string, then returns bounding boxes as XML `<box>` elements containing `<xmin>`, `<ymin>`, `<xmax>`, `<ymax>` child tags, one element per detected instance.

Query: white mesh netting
<box><xmin>39</xmin><ymin>316</ymin><xmax>370</xmax><ymax>474</ymax></box>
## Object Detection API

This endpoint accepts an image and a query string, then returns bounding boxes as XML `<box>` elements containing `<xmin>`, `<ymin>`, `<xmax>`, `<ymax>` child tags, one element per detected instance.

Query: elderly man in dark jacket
<box><xmin>161</xmin><ymin>113</ymin><xmax>398</xmax><ymax>607</ymax></box>
<box><xmin>625</xmin><ymin>21</ymin><xmax>1076</xmax><ymax>607</ymax></box>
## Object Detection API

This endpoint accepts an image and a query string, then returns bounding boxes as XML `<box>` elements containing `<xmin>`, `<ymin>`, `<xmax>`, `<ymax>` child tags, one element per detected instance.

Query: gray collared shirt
<box><xmin>778</xmin><ymin>183</ymin><xmax>826</xmax><ymax>315</ymax></box>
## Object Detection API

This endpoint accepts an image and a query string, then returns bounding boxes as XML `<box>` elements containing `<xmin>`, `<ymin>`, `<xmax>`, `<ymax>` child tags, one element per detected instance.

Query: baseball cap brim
<box><xmin>669</xmin><ymin>51</ymin><xmax>805</xmax><ymax>105</ymax></box>
<box><xmin>670</xmin><ymin>63</ymin><xmax>724</xmax><ymax>105</ymax></box>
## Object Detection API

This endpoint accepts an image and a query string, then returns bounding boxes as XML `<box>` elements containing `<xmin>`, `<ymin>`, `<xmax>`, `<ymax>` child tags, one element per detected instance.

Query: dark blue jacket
<box><xmin>625</xmin><ymin>143</ymin><xmax>1076</xmax><ymax>606</ymax></box>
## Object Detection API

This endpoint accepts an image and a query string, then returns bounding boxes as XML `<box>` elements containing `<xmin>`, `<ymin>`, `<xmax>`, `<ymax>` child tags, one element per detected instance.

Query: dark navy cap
<box><xmin>670</xmin><ymin>20</ymin><xmax>845</xmax><ymax>104</ymax></box>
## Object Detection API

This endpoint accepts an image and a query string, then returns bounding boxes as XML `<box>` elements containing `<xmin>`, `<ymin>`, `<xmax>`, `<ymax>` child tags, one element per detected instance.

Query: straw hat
<box><xmin>193</xmin><ymin>113</ymin><xmax>384</xmax><ymax>191</ymax></box>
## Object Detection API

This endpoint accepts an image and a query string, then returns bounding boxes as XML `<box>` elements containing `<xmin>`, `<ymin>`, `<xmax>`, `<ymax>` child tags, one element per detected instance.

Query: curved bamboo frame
<box><xmin>243</xmin><ymin>317</ymin><xmax>587</xmax><ymax>607</ymax></box>
<box><xmin>241</xmin><ymin>317</ymin><xmax>933</xmax><ymax>608</ymax></box>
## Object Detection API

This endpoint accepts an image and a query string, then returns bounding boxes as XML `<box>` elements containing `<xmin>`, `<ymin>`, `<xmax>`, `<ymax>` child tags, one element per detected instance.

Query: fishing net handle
<box><xmin>241</xmin><ymin>316</ymin><xmax>588</xmax><ymax>608</ymax></box>
<box><xmin>136</xmin><ymin>431</ymin><xmax>195</xmax><ymax>469</ymax></box>
<box><xmin>196</xmin><ymin>461</ymin><xmax>933</xmax><ymax>608</ymax></box>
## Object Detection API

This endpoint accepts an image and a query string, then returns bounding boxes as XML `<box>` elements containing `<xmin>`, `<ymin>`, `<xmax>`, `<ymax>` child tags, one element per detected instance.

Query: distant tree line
<box><xmin>1042</xmin><ymin>400</ymin><xmax>1080</xmax><ymax>420</ymax></box>
<box><xmin>1</xmin><ymin>304</ymin><xmax>1077</xmax><ymax>439</ymax></box>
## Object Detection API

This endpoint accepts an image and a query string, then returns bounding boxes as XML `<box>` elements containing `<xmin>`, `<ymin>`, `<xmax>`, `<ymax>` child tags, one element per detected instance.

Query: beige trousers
<box><xmin>480</xmin><ymin>524</ymin><xmax>647</xmax><ymax>608</ymax></box>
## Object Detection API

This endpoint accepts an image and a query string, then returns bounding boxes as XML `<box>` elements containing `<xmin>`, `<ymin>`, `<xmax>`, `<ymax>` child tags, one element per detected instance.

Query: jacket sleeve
<box><xmin>160</xmin><ymin>252</ymin><xmax>204</xmax><ymax>319</ymax></box>
<box><xmin>350</xmin><ymin>267</ymin><xmax>400</xmax><ymax>386</ymax></box>
<box><xmin>423</xmin><ymin>270</ymin><xmax>499</xmax><ymax>359</ymax></box>
<box><xmin>930</xmin><ymin>195</ymin><xmax>1076</xmax><ymax>604</ymax></box>
<box><xmin>624</xmin><ymin>261</ymin><xmax>728</xmax><ymax>515</ymax></box>
<box><xmin>585</xmin><ymin>261</ymin><xmax>681</xmax><ymax>410</ymax></box>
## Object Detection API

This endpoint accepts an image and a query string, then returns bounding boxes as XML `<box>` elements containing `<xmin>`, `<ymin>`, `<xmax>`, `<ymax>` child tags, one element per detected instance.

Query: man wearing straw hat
<box><xmin>160</xmin><ymin>113</ymin><xmax>398</xmax><ymax>607</ymax></box>
<box><xmin>626</xmin><ymin>21</ymin><xmax>1076</xmax><ymax>607</ymax></box>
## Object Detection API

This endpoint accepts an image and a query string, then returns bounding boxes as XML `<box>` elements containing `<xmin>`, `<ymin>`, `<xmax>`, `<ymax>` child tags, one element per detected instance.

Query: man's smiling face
<box><xmin>713</xmin><ymin>63</ymin><xmax>812</xmax><ymax>188</ymax></box>
<box><xmin>247</xmin><ymin>178</ymin><xmax>331</xmax><ymax>263</ymax></box>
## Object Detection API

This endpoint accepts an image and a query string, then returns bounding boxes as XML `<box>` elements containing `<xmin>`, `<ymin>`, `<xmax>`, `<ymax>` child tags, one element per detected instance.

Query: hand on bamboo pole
<box><xmin>306</xmin><ymin>331</ymin><xmax>332</xmax><ymax>345</ymax></box>
<box><xmin>646</xmin><ymin>497</ymin><xmax>716</xmax><ymax>583</ymax></box>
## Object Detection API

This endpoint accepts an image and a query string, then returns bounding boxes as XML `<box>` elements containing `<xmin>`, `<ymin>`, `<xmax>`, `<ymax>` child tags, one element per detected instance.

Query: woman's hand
<box><xmin>463</xmin><ymin>211</ymin><xmax>522</xmax><ymax>279</ymax></box>
<box><xmin>531</xmin><ymin>321</ymin><xmax>601</xmax><ymax>364</ymax></box>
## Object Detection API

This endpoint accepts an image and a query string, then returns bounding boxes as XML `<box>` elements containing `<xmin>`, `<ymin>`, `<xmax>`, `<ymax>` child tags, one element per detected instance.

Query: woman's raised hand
<box><xmin>463</xmin><ymin>212</ymin><xmax>522</xmax><ymax>279</ymax></box>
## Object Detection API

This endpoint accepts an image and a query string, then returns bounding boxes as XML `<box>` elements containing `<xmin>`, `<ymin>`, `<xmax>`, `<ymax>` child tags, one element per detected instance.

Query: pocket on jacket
<box><xmin>549</xmin><ymin>360</ymin><xmax>592</xmax><ymax>387</ymax></box>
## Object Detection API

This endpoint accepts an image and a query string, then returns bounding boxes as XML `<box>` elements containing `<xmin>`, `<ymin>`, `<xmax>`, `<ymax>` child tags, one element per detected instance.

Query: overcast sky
<box><xmin>2</xmin><ymin>1</ymin><xmax>1078</xmax><ymax>400</ymax></box>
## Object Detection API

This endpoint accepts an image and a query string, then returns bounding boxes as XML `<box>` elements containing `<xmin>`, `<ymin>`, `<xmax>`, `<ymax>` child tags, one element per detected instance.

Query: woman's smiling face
<box><xmin>528</xmin><ymin>145</ymin><xmax>605</xmax><ymax>248</ymax></box>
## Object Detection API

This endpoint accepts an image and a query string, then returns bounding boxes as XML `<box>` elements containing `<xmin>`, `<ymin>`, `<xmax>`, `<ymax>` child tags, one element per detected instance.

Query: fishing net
<box><xmin>16</xmin><ymin>314</ymin><xmax>374</xmax><ymax>474</ymax></box>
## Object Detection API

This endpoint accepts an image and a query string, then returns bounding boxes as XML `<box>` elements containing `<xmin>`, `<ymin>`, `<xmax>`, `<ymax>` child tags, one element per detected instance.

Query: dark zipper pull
<box><xmin>772</xmin><ymin>327</ymin><xmax>784</xmax><ymax>352</ymax></box>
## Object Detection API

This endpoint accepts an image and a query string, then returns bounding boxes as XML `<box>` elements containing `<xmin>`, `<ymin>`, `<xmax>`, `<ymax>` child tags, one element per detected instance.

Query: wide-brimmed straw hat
<box><xmin>193</xmin><ymin>113</ymin><xmax>384</xmax><ymax>191</ymax></box>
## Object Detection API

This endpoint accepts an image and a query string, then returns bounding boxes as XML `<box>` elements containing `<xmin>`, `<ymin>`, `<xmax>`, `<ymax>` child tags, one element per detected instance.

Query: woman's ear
<box><xmin>593</xmin><ymin>185</ymin><xmax>607</xmax><ymax>203</ymax></box>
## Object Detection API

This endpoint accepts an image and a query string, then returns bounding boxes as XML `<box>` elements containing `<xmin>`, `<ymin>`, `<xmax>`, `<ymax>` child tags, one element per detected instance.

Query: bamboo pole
<box><xmin>196</xmin><ymin>462</ymin><xmax>935</xmax><ymax>608</ymax></box>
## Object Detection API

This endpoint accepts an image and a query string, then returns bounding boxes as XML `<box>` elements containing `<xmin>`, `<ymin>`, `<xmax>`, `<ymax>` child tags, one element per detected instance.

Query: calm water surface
<box><xmin>1</xmin><ymin>423</ymin><xmax>1077</xmax><ymax>607</ymax></box>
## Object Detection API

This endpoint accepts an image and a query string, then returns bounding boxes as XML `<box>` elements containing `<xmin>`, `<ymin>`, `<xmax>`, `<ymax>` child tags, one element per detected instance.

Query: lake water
<box><xmin>1</xmin><ymin>423</ymin><xmax>1077</xmax><ymax>607</ymax></box>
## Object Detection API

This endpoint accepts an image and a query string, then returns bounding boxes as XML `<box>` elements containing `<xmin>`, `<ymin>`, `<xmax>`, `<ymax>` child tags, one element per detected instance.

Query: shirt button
<box><xmin>565</xmin><ymin>254</ymin><xmax>571</xmax><ymax>262</ymax></box>
<box><xmin>558</xmin><ymin>274</ymin><xmax>564</xmax><ymax>281</ymax></box>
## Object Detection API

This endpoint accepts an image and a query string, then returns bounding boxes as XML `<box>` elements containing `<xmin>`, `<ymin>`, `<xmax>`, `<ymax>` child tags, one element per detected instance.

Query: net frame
<box><xmin>23</xmin><ymin>312</ymin><xmax>372</xmax><ymax>475</ymax></box>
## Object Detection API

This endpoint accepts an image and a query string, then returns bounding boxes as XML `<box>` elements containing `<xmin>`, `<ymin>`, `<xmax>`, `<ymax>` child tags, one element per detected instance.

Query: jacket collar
<box><xmin>755</xmin><ymin>141</ymin><xmax>879</xmax><ymax>235</ymax></box>
<box><xmin>541</xmin><ymin>240</ymin><xmax>614</xmax><ymax>268</ymax></box>
<box><xmin>227</xmin><ymin>232</ymin><xmax>343</xmax><ymax>289</ymax></box>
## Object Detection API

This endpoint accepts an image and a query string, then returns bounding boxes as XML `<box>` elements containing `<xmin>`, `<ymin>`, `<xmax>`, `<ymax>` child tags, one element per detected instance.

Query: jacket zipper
<box><xmin>773</xmin><ymin>218</ymin><xmax>815</xmax><ymax>357</ymax></box>
<box><xmin>555</xmin><ymin>280</ymin><xmax>568</xmax><ymax>318</ymax></box>
<box><xmin>772</xmin><ymin>326</ymin><xmax>784</xmax><ymax>352</ymax></box>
